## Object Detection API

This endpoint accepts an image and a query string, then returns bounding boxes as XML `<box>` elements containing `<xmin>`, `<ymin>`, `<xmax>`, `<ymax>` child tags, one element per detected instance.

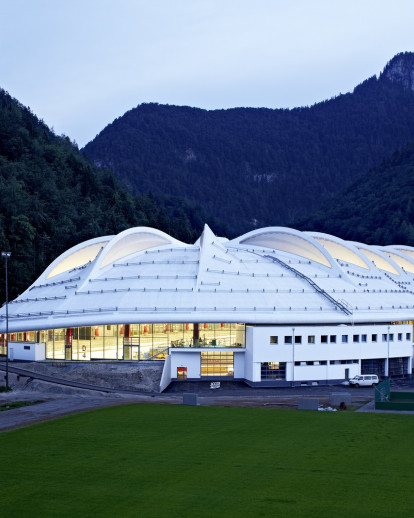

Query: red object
<box><xmin>120</xmin><ymin>325</ymin><xmax>124</xmax><ymax>335</ymax></box>
<box><xmin>11</xmin><ymin>333</ymin><xmax>15</xmax><ymax>341</ymax></box>
<box><xmin>94</xmin><ymin>327</ymin><xmax>99</xmax><ymax>337</ymax></box>
<box><xmin>65</xmin><ymin>328</ymin><xmax>72</xmax><ymax>345</ymax></box>
<box><xmin>25</xmin><ymin>332</ymin><xmax>30</xmax><ymax>341</ymax></box>
<box><xmin>204</xmin><ymin>323</ymin><xmax>208</xmax><ymax>329</ymax></box>
<box><xmin>144</xmin><ymin>325</ymin><xmax>148</xmax><ymax>334</ymax></box>
<box><xmin>125</xmin><ymin>324</ymin><xmax>131</xmax><ymax>338</ymax></box>
<box><xmin>165</xmin><ymin>324</ymin><xmax>169</xmax><ymax>332</ymax></box>
<box><xmin>221</xmin><ymin>323</ymin><xmax>225</xmax><ymax>328</ymax></box>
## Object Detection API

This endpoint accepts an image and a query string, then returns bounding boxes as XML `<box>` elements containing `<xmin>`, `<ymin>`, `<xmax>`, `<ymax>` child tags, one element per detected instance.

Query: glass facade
<box><xmin>261</xmin><ymin>362</ymin><xmax>286</xmax><ymax>380</ymax></box>
<box><xmin>361</xmin><ymin>358</ymin><xmax>385</xmax><ymax>377</ymax></box>
<box><xmin>7</xmin><ymin>322</ymin><xmax>245</xmax><ymax>361</ymax></box>
<box><xmin>389</xmin><ymin>357</ymin><xmax>409</xmax><ymax>377</ymax></box>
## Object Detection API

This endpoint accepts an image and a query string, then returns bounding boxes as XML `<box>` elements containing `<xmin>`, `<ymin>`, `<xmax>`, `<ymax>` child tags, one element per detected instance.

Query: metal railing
<box><xmin>263</xmin><ymin>254</ymin><xmax>353</xmax><ymax>316</ymax></box>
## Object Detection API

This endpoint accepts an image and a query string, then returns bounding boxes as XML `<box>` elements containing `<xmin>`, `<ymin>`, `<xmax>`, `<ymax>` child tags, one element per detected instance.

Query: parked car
<box><xmin>348</xmin><ymin>374</ymin><xmax>379</xmax><ymax>387</ymax></box>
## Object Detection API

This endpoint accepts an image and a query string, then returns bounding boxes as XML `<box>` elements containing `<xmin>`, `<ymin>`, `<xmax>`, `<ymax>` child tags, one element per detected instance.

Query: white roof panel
<box><xmin>2</xmin><ymin>225</ymin><xmax>414</xmax><ymax>331</ymax></box>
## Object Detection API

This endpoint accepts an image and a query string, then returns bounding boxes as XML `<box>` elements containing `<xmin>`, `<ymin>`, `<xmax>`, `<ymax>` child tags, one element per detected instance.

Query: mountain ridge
<box><xmin>83</xmin><ymin>52</ymin><xmax>414</xmax><ymax>235</ymax></box>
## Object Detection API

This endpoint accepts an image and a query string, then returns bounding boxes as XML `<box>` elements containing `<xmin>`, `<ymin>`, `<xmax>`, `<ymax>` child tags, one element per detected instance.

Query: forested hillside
<box><xmin>83</xmin><ymin>53</ymin><xmax>414</xmax><ymax>235</ymax></box>
<box><xmin>297</xmin><ymin>141</ymin><xmax>414</xmax><ymax>246</ymax></box>
<box><xmin>0</xmin><ymin>89</ymin><xmax>211</xmax><ymax>300</ymax></box>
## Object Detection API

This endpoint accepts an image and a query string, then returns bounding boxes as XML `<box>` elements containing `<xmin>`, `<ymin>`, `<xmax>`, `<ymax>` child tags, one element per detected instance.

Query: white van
<box><xmin>348</xmin><ymin>374</ymin><xmax>379</xmax><ymax>387</ymax></box>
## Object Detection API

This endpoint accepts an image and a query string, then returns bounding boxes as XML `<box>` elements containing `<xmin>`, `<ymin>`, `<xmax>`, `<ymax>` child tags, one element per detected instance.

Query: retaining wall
<box><xmin>9</xmin><ymin>361</ymin><xmax>164</xmax><ymax>392</ymax></box>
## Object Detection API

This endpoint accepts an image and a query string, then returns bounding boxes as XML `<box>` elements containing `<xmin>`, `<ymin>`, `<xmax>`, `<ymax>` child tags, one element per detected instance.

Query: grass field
<box><xmin>1</xmin><ymin>404</ymin><xmax>414</xmax><ymax>517</ymax></box>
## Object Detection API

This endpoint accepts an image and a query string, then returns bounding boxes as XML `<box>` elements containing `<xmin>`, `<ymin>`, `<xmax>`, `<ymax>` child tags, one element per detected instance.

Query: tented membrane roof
<box><xmin>2</xmin><ymin>226</ymin><xmax>414</xmax><ymax>331</ymax></box>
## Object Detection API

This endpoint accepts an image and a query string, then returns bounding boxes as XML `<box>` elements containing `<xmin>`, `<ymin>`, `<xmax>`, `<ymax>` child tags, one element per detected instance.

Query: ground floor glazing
<box><xmin>2</xmin><ymin>323</ymin><xmax>245</xmax><ymax>360</ymax></box>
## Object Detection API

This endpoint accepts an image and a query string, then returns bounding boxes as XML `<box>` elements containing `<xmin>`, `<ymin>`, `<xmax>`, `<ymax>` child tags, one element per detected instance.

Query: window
<box><xmin>261</xmin><ymin>362</ymin><xmax>286</xmax><ymax>380</ymax></box>
<box><xmin>321</xmin><ymin>335</ymin><xmax>328</xmax><ymax>343</ymax></box>
<box><xmin>406</xmin><ymin>333</ymin><xmax>411</xmax><ymax>341</ymax></box>
<box><xmin>398</xmin><ymin>333</ymin><xmax>402</xmax><ymax>341</ymax></box>
<box><xmin>372</xmin><ymin>334</ymin><xmax>377</xmax><ymax>342</ymax></box>
<box><xmin>389</xmin><ymin>334</ymin><xmax>394</xmax><ymax>342</ymax></box>
<box><xmin>382</xmin><ymin>334</ymin><xmax>387</xmax><ymax>342</ymax></box>
<box><xmin>284</xmin><ymin>336</ymin><xmax>292</xmax><ymax>344</ymax></box>
<box><xmin>361</xmin><ymin>334</ymin><xmax>367</xmax><ymax>343</ymax></box>
<box><xmin>270</xmin><ymin>336</ymin><xmax>278</xmax><ymax>344</ymax></box>
<box><xmin>342</xmin><ymin>335</ymin><xmax>348</xmax><ymax>343</ymax></box>
<box><xmin>330</xmin><ymin>335</ymin><xmax>336</xmax><ymax>343</ymax></box>
<box><xmin>308</xmin><ymin>335</ymin><xmax>315</xmax><ymax>344</ymax></box>
<box><xmin>330</xmin><ymin>359</ymin><xmax>358</xmax><ymax>365</ymax></box>
<box><xmin>24</xmin><ymin>345</ymin><xmax>30</xmax><ymax>350</ymax></box>
<box><xmin>294</xmin><ymin>335</ymin><xmax>302</xmax><ymax>344</ymax></box>
<box><xmin>295</xmin><ymin>360</ymin><xmax>327</xmax><ymax>366</ymax></box>
<box><xmin>353</xmin><ymin>335</ymin><xmax>360</xmax><ymax>343</ymax></box>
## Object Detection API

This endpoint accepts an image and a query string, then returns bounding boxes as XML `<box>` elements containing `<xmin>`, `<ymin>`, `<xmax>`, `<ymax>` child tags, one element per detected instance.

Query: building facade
<box><xmin>1</xmin><ymin>225</ymin><xmax>413</xmax><ymax>387</ymax></box>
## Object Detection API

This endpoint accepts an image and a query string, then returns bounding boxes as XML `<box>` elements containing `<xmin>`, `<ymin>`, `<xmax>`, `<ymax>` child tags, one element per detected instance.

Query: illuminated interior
<box><xmin>200</xmin><ymin>351</ymin><xmax>234</xmax><ymax>376</ymax></box>
<box><xmin>240</xmin><ymin>231</ymin><xmax>331</xmax><ymax>267</ymax></box>
<box><xmin>8</xmin><ymin>323</ymin><xmax>245</xmax><ymax>361</ymax></box>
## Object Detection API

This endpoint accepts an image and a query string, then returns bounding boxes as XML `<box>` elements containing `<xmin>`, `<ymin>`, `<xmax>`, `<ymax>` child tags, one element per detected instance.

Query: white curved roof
<box><xmin>307</xmin><ymin>232</ymin><xmax>370</xmax><ymax>270</ymax></box>
<box><xmin>382</xmin><ymin>246</ymin><xmax>414</xmax><ymax>273</ymax></box>
<box><xmin>2</xmin><ymin>225</ymin><xmax>414</xmax><ymax>332</ymax></box>
<box><xmin>45</xmin><ymin>236</ymin><xmax>113</xmax><ymax>279</ymax></box>
<box><xmin>237</xmin><ymin>227</ymin><xmax>333</xmax><ymax>267</ymax></box>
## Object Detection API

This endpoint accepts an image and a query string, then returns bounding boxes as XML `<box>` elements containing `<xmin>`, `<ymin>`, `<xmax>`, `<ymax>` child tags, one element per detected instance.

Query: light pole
<box><xmin>387</xmin><ymin>325</ymin><xmax>390</xmax><ymax>380</ymax></box>
<box><xmin>292</xmin><ymin>327</ymin><xmax>295</xmax><ymax>386</ymax></box>
<box><xmin>2</xmin><ymin>251</ymin><xmax>11</xmax><ymax>389</ymax></box>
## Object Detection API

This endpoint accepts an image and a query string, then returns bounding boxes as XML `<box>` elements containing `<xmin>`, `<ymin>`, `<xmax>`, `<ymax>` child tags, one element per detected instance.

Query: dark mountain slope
<box><xmin>0</xmin><ymin>89</ymin><xmax>208</xmax><ymax>300</ymax></box>
<box><xmin>83</xmin><ymin>52</ymin><xmax>414</xmax><ymax>234</ymax></box>
<box><xmin>296</xmin><ymin>141</ymin><xmax>414</xmax><ymax>246</ymax></box>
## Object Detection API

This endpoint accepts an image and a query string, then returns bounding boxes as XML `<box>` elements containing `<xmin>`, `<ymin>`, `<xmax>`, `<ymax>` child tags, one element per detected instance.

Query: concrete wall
<box><xmin>233</xmin><ymin>352</ymin><xmax>245</xmax><ymax>378</ymax></box>
<box><xmin>159</xmin><ymin>355</ymin><xmax>172</xmax><ymax>392</ymax></box>
<box><xmin>170</xmin><ymin>350</ymin><xmax>200</xmax><ymax>379</ymax></box>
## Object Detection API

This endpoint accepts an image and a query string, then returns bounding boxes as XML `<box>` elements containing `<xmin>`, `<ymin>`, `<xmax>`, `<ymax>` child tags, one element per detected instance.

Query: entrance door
<box><xmin>123</xmin><ymin>337</ymin><xmax>140</xmax><ymax>360</ymax></box>
<box><xmin>345</xmin><ymin>368</ymin><xmax>349</xmax><ymax>380</ymax></box>
<box><xmin>177</xmin><ymin>367</ymin><xmax>187</xmax><ymax>380</ymax></box>
<box><xmin>124</xmin><ymin>345</ymin><xmax>139</xmax><ymax>360</ymax></box>
<box><xmin>65</xmin><ymin>344</ymin><xmax>72</xmax><ymax>360</ymax></box>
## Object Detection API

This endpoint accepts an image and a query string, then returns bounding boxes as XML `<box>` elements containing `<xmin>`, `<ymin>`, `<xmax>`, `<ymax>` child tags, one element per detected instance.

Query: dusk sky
<box><xmin>1</xmin><ymin>0</ymin><xmax>413</xmax><ymax>147</ymax></box>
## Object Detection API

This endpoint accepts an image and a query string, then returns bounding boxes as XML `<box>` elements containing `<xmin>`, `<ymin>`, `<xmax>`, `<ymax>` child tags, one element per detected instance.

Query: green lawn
<box><xmin>1</xmin><ymin>404</ymin><xmax>414</xmax><ymax>518</ymax></box>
